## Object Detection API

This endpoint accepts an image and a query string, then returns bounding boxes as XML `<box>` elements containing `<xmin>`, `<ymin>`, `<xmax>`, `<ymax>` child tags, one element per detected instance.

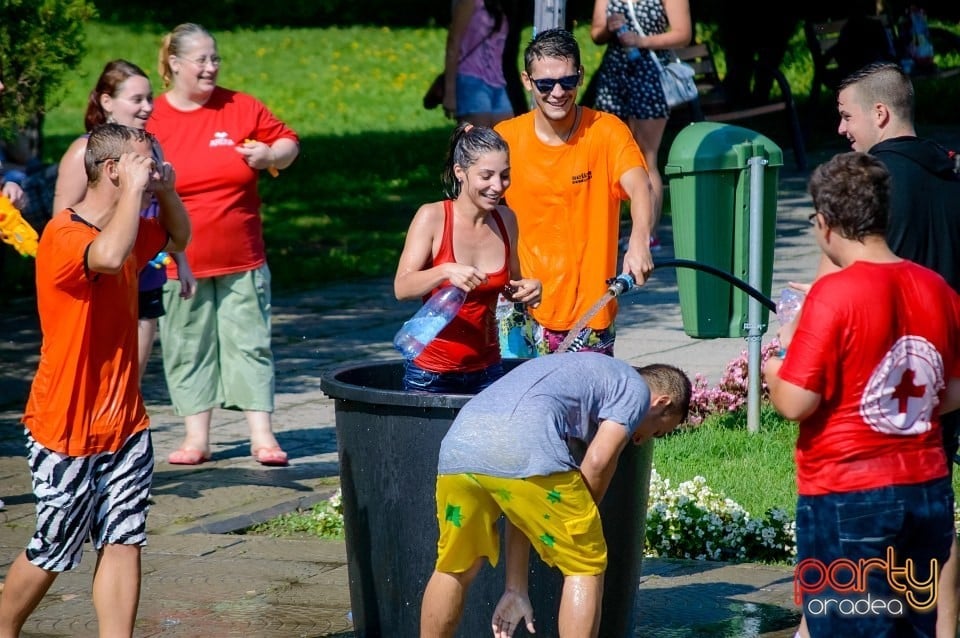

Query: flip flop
<box><xmin>168</xmin><ymin>448</ymin><xmax>211</xmax><ymax>465</ymax></box>
<box><xmin>253</xmin><ymin>446</ymin><xmax>289</xmax><ymax>467</ymax></box>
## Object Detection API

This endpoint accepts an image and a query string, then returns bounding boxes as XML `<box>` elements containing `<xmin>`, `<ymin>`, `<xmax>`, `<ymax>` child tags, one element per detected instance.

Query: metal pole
<box><xmin>533</xmin><ymin>0</ymin><xmax>566</xmax><ymax>36</ymax></box>
<box><xmin>745</xmin><ymin>153</ymin><xmax>767</xmax><ymax>433</ymax></box>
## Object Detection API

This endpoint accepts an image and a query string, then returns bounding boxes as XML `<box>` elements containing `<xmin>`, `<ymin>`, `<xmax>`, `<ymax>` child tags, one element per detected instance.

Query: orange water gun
<box><xmin>0</xmin><ymin>195</ymin><xmax>39</xmax><ymax>258</ymax></box>
<box><xmin>243</xmin><ymin>139</ymin><xmax>279</xmax><ymax>177</ymax></box>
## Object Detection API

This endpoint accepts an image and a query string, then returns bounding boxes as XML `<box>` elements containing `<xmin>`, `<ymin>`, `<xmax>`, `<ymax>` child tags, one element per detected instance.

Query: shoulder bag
<box><xmin>624</xmin><ymin>0</ymin><xmax>698</xmax><ymax>109</ymax></box>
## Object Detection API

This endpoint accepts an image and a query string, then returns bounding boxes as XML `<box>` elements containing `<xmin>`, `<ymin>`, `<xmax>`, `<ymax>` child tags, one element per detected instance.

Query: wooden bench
<box><xmin>670</xmin><ymin>42</ymin><xmax>808</xmax><ymax>171</ymax></box>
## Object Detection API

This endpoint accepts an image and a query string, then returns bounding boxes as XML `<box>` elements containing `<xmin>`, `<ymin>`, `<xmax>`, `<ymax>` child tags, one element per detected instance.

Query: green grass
<box><xmin>653</xmin><ymin>405</ymin><xmax>800</xmax><ymax>517</ymax></box>
<box><xmin>24</xmin><ymin>19</ymin><xmax>960</xmax><ymax>296</ymax></box>
<box><xmin>654</xmin><ymin>405</ymin><xmax>960</xmax><ymax>522</ymax></box>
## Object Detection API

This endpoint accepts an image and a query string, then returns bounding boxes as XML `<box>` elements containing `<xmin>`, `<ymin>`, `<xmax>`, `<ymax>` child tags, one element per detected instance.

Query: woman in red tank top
<box><xmin>394</xmin><ymin>124</ymin><xmax>541</xmax><ymax>393</ymax></box>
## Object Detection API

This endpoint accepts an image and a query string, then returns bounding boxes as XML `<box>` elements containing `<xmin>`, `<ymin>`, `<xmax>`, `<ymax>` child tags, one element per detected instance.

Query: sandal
<box><xmin>253</xmin><ymin>446</ymin><xmax>289</xmax><ymax>467</ymax></box>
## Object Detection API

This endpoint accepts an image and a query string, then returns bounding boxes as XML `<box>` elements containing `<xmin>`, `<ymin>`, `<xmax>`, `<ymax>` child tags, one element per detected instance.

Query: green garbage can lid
<box><xmin>664</xmin><ymin>121</ymin><xmax>784</xmax><ymax>176</ymax></box>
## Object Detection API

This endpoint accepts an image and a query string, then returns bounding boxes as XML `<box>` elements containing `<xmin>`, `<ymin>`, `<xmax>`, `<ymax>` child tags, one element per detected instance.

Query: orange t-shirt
<box><xmin>495</xmin><ymin>108</ymin><xmax>646</xmax><ymax>331</ymax></box>
<box><xmin>22</xmin><ymin>209</ymin><xmax>168</xmax><ymax>455</ymax></box>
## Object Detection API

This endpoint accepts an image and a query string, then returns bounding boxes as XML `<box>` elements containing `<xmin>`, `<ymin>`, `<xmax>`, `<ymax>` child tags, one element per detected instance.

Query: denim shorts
<box><xmin>403</xmin><ymin>359</ymin><xmax>504</xmax><ymax>394</ymax></box>
<box><xmin>456</xmin><ymin>74</ymin><xmax>513</xmax><ymax>117</ymax></box>
<box><xmin>795</xmin><ymin>477</ymin><xmax>954</xmax><ymax>637</ymax></box>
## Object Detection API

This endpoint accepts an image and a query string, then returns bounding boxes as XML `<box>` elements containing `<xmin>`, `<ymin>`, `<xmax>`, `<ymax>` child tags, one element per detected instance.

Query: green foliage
<box><xmin>27</xmin><ymin>19</ymin><xmax>960</xmax><ymax>295</ymax></box>
<box><xmin>654</xmin><ymin>405</ymin><xmax>799</xmax><ymax>519</ymax></box>
<box><xmin>247</xmin><ymin>489</ymin><xmax>344</xmax><ymax>539</ymax></box>
<box><xmin>646</xmin><ymin>470</ymin><xmax>796</xmax><ymax>563</ymax></box>
<box><xmin>0</xmin><ymin>0</ymin><xmax>97</xmax><ymax>140</ymax></box>
<box><xmin>90</xmin><ymin>0</ymin><xmax>451</xmax><ymax>29</ymax></box>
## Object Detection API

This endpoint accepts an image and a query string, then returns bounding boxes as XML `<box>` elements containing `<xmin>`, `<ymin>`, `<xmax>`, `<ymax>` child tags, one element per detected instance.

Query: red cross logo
<box><xmin>891</xmin><ymin>369</ymin><xmax>926</xmax><ymax>414</ymax></box>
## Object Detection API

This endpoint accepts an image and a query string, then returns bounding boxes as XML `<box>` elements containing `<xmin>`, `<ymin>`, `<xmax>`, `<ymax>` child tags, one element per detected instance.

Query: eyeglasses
<box><xmin>94</xmin><ymin>157</ymin><xmax>120</xmax><ymax>165</ymax></box>
<box><xmin>179</xmin><ymin>55</ymin><xmax>222</xmax><ymax>68</ymax></box>
<box><xmin>807</xmin><ymin>212</ymin><xmax>819</xmax><ymax>226</ymax></box>
<box><xmin>529</xmin><ymin>73</ymin><xmax>580</xmax><ymax>94</ymax></box>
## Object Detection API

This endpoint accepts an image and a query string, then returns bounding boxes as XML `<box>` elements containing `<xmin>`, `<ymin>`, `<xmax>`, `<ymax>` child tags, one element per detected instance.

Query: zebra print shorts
<box><xmin>24</xmin><ymin>428</ymin><xmax>154</xmax><ymax>572</ymax></box>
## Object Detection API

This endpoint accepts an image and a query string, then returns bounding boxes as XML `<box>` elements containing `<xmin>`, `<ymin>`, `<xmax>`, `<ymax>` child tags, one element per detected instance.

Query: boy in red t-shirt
<box><xmin>764</xmin><ymin>152</ymin><xmax>960</xmax><ymax>637</ymax></box>
<box><xmin>0</xmin><ymin>123</ymin><xmax>190</xmax><ymax>636</ymax></box>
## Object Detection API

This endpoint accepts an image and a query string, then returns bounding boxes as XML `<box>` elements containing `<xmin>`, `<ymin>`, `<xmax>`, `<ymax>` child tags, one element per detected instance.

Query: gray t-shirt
<box><xmin>438</xmin><ymin>352</ymin><xmax>650</xmax><ymax>477</ymax></box>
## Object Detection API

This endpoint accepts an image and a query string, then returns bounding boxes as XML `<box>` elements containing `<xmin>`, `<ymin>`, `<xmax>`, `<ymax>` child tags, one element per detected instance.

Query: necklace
<box><xmin>563</xmin><ymin>106</ymin><xmax>581</xmax><ymax>143</ymax></box>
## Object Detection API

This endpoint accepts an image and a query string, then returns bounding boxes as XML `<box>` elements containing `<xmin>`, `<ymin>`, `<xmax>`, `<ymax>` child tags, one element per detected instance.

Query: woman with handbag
<box><xmin>589</xmin><ymin>0</ymin><xmax>691</xmax><ymax>252</ymax></box>
<box><xmin>441</xmin><ymin>0</ymin><xmax>514</xmax><ymax>127</ymax></box>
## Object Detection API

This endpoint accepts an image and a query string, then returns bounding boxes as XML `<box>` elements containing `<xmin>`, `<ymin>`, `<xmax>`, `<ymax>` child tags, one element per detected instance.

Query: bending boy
<box><xmin>764</xmin><ymin>152</ymin><xmax>960</xmax><ymax>637</ymax></box>
<box><xmin>420</xmin><ymin>352</ymin><xmax>691</xmax><ymax>637</ymax></box>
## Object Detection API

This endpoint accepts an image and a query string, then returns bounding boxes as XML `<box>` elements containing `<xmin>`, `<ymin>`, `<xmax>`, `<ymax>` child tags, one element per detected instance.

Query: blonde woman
<box><xmin>148</xmin><ymin>23</ymin><xmax>300</xmax><ymax>466</ymax></box>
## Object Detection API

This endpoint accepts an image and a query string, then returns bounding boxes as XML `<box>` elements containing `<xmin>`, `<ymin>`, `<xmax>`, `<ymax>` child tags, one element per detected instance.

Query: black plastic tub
<box><xmin>320</xmin><ymin>358</ymin><xmax>654</xmax><ymax>637</ymax></box>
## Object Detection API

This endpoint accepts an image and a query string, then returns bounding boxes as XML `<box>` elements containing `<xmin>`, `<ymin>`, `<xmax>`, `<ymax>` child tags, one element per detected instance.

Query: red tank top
<box><xmin>415</xmin><ymin>200</ymin><xmax>511</xmax><ymax>372</ymax></box>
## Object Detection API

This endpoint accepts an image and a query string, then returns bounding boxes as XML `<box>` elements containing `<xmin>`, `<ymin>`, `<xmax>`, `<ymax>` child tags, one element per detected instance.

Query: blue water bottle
<box><xmin>617</xmin><ymin>25</ymin><xmax>641</xmax><ymax>62</ymax></box>
<box><xmin>393</xmin><ymin>285</ymin><xmax>467</xmax><ymax>359</ymax></box>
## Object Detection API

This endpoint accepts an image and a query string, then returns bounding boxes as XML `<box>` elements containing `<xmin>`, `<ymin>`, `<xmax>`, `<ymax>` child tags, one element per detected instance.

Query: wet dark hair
<box><xmin>637</xmin><ymin>363</ymin><xmax>692</xmax><ymax>425</ymax></box>
<box><xmin>523</xmin><ymin>28</ymin><xmax>581</xmax><ymax>74</ymax></box>
<box><xmin>84</xmin><ymin>59</ymin><xmax>150</xmax><ymax>133</ymax></box>
<box><xmin>441</xmin><ymin>123</ymin><xmax>509</xmax><ymax>199</ymax></box>
<box><xmin>839</xmin><ymin>61</ymin><xmax>914</xmax><ymax>123</ymax></box>
<box><xmin>808</xmin><ymin>152</ymin><xmax>890</xmax><ymax>241</ymax></box>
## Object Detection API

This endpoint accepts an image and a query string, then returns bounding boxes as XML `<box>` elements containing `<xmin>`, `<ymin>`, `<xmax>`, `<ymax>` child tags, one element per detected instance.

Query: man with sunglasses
<box><xmin>494</xmin><ymin>28</ymin><xmax>654</xmax><ymax>357</ymax></box>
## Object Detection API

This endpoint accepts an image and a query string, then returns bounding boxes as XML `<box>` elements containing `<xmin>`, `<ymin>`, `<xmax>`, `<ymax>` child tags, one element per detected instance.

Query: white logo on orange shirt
<box><xmin>860</xmin><ymin>335</ymin><xmax>945</xmax><ymax>436</ymax></box>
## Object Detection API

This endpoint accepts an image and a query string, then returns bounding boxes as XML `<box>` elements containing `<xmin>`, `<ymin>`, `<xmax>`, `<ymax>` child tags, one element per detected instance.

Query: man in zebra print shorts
<box><xmin>0</xmin><ymin>123</ymin><xmax>190</xmax><ymax>636</ymax></box>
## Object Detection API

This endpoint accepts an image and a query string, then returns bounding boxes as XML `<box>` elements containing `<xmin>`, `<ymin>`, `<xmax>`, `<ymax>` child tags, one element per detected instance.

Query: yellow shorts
<box><xmin>434</xmin><ymin>471</ymin><xmax>607</xmax><ymax>576</ymax></box>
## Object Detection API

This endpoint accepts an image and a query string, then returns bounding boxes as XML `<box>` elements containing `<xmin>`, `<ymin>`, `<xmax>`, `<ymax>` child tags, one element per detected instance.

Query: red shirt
<box><xmin>147</xmin><ymin>87</ymin><xmax>299</xmax><ymax>278</ymax></box>
<box><xmin>23</xmin><ymin>210</ymin><xmax>167</xmax><ymax>455</ymax></box>
<box><xmin>780</xmin><ymin>260</ymin><xmax>960</xmax><ymax>495</ymax></box>
<box><xmin>415</xmin><ymin>200</ymin><xmax>510</xmax><ymax>372</ymax></box>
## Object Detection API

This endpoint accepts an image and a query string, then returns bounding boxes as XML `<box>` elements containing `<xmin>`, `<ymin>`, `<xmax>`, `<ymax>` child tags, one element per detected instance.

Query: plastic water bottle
<box><xmin>393</xmin><ymin>285</ymin><xmax>467</xmax><ymax>359</ymax></box>
<box><xmin>776</xmin><ymin>287</ymin><xmax>805</xmax><ymax>325</ymax></box>
<box><xmin>495</xmin><ymin>292</ymin><xmax>515</xmax><ymax>323</ymax></box>
<box><xmin>616</xmin><ymin>25</ymin><xmax>641</xmax><ymax>62</ymax></box>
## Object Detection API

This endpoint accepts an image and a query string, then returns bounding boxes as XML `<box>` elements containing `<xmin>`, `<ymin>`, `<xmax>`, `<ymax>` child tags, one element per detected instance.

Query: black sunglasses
<box><xmin>807</xmin><ymin>212</ymin><xmax>819</xmax><ymax>225</ymax></box>
<box><xmin>94</xmin><ymin>157</ymin><xmax>121</xmax><ymax>165</ymax></box>
<box><xmin>529</xmin><ymin>73</ymin><xmax>580</xmax><ymax>94</ymax></box>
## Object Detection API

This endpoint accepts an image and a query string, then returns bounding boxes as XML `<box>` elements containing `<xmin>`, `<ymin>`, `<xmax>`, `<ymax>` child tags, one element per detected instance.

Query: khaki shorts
<box><xmin>160</xmin><ymin>265</ymin><xmax>274</xmax><ymax>416</ymax></box>
<box><xmin>434</xmin><ymin>471</ymin><xmax>607</xmax><ymax>576</ymax></box>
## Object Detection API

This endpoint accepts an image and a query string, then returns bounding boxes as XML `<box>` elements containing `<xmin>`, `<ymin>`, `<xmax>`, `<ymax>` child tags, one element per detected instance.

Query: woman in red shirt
<box><xmin>393</xmin><ymin>124</ymin><xmax>540</xmax><ymax>393</ymax></box>
<box><xmin>148</xmin><ymin>23</ymin><xmax>300</xmax><ymax>466</ymax></box>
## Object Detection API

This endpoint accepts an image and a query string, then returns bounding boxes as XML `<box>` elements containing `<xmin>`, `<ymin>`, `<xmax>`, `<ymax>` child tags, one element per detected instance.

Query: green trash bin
<box><xmin>664</xmin><ymin>121</ymin><xmax>781</xmax><ymax>338</ymax></box>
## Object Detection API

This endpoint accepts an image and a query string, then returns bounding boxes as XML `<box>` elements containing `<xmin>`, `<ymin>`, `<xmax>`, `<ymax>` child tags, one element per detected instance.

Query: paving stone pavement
<box><xmin>0</xmin><ymin>136</ymin><xmax>910</xmax><ymax>637</ymax></box>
